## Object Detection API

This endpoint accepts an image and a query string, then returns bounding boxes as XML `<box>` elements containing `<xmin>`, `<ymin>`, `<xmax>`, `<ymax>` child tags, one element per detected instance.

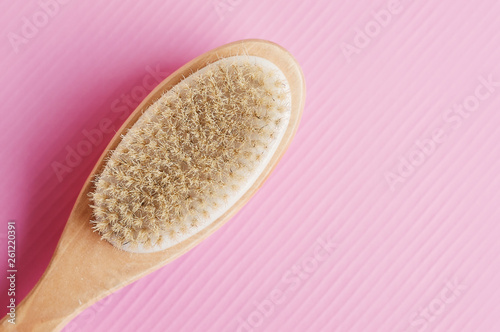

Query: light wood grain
<box><xmin>0</xmin><ymin>39</ymin><xmax>305</xmax><ymax>332</ymax></box>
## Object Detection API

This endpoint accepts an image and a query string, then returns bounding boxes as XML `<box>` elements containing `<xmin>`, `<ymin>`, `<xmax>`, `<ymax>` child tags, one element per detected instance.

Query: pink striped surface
<box><xmin>1</xmin><ymin>0</ymin><xmax>500</xmax><ymax>331</ymax></box>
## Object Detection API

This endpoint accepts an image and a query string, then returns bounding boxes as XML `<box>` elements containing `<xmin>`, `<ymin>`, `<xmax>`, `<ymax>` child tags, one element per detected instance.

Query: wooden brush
<box><xmin>0</xmin><ymin>39</ymin><xmax>305</xmax><ymax>331</ymax></box>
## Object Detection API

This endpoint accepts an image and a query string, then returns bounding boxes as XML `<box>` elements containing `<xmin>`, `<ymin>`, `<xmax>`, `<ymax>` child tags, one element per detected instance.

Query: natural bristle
<box><xmin>90</xmin><ymin>56</ymin><xmax>291</xmax><ymax>252</ymax></box>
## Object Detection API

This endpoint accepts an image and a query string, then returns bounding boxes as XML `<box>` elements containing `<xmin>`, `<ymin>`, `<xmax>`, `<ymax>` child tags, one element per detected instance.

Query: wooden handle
<box><xmin>0</xmin><ymin>213</ymin><xmax>119</xmax><ymax>331</ymax></box>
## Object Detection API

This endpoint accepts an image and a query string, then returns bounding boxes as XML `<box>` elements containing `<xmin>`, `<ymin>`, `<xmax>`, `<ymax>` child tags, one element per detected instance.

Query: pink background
<box><xmin>2</xmin><ymin>0</ymin><xmax>500</xmax><ymax>331</ymax></box>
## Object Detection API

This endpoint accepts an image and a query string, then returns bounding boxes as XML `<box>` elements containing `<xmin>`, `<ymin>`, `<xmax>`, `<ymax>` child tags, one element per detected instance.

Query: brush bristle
<box><xmin>90</xmin><ymin>56</ymin><xmax>291</xmax><ymax>252</ymax></box>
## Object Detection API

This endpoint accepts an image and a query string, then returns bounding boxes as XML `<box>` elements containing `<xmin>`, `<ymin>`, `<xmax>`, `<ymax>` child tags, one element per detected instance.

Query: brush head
<box><xmin>90</xmin><ymin>56</ymin><xmax>291</xmax><ymax>253</ymax></box>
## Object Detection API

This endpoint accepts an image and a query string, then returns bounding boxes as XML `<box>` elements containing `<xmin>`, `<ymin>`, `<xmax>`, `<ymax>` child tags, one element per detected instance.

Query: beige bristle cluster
<box><xmin>90</xmin><ymin>56</ymin><xmax>291</xmax><ymax>252</ymax></box>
